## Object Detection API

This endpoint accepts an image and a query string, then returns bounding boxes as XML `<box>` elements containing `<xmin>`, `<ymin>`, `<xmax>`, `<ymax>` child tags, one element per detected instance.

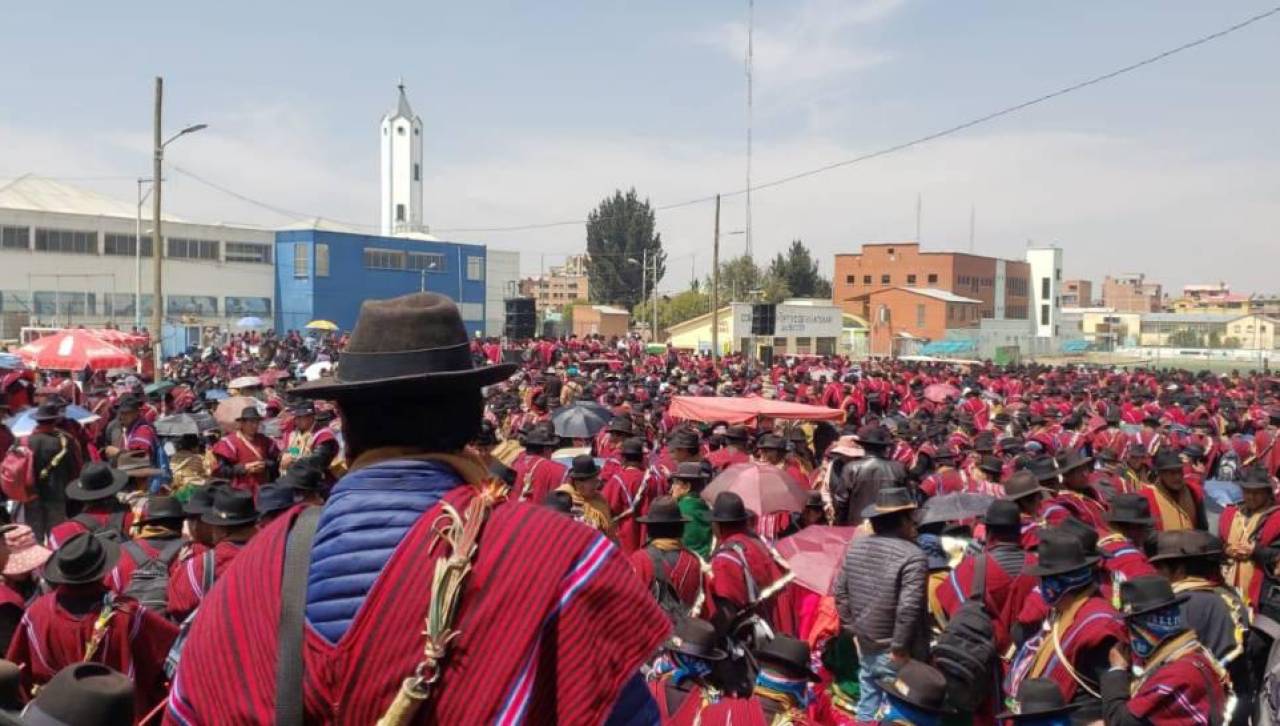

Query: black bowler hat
<box><xmin>1148</xmin><ymin>530</ymin><xmax>1224</xmax><ymax>563</ymax></box>
<box><xmin>637</xmin><ymin>496</ymin><xmax>689</xmax><ymax>525</ymax></box>
<box><xmin>724</xmin><ymin>425</ymin><xmax>750</xmax><ymax>442</ymax></box>
<box><xmin>1027</xmin><ymin>529</ymin><xmax>1100</xmax><ymax>577</ymax></box>
<box><xmin>182</xmin><ymin>485</ymin><xmax>219</xmax><ymax>516</ymax></box>
<box><xmin>708</xmin><ymin>492</ymin><xmax>750</xmax><ymax>523</ymax></box>
<box><xmin>755</xmin><ymin>434</ymin><xmax>787</xmax><ymax>452</ymax></box>
<box><xmin>859</xmin><ymin>487</ymin><xmax>917</xmax><ymax>520</ymax></box>
<box><xmin>983</xmin><ymin>499</ymin><xmax>1021</xmax><ymax>529</ymax></box>
<box><xmin>1107</xmin><ymin>494</ymin><xmax>1154</xmax><ymax>526</ymax></box>
<box><xmin>755</xmin><ymin>635</ymin><xmax>819</xmax><ymax>681</ymax></box>
<box><xmin>288</xmin><ymin>400</ymin><xmax>316</xmax><ymax>417</ymax></box>
<box><xmin>1054</xmin><ymin>449</ymin><xmax>1093</xmax><ymax>476</ymax></box>
<box><xmin>1120</xmin><ymin>574</ymin><xmax>1189</xmax><ymax>619</ymax></box>
<box><xmin>138</xmin><ymin>496</ymin><xmax>185</xmax><ymax>525</ymax></box>
<box><xmin>236</xmin><ymin>405</ymin><xmax>263</xmax><ymax>422</ymax></box>
<box><xmin>972</xmin><ymin>432</ymin><xmax>996</xmax><ymax>453</ymax></box>
<box><xmin>522</xmin><ymin>423</ymin><xmax>559</xmax><ymax>448</ymax></box>
<box><xmin>32</xmin><ymin>402</ymin><xmax>65</xmax><ymax>423</ymax></box>
<box><xmin>201</xmin><ymin>489</ymin><xmax>258</xmax><ymax>527</ymax></box>
<box><xmin>996</xmin><ymin>678</ymin><xmax>1081</xmax><ymax>720</ymax></box>
<box><xmin>978</xmin><ymin>455</ymin><xmax>1004</xmax><ymax>478</ymax></box>
<box><xmin>292</xmin><ymin>292</ymin><xmax>516</xmax><ymax>399</ymax></box>
<box><xmin>1027</xmin><ymin>456</ymin><xmax>1061</xmax><ymax>485</ymax></box>
<box><xmin>278</xmin><ymin>461</ymin><xmax>326</xmax><ymax>493</ymax></box>
<box><xmin>672</xmin><ymin>461</ymin><xmax>710</xmax><ymax>482</ymax></box>
<box><xmin>255</xmin><ymin>483</ymin><xmax>296</xmax><ymax>518</ymax></box>
<box><xmin>665</xmin><ymin>618</ymin><xmax>726</xmax><ymax>661</ymax></box>
<box><xmin>1239</xmin><ymin>466</ymin><xmax>1275</xmax><ymax>490</ymax></box>
<box><xmin>853</xmin><ymin>424</ymin><xmax>892</xmax><ymax>447</ymax></box>
<box><xmin>65</xmin><ymin>462</ymin><xmax>129</xmax><ymax>502</ymax></box>
<box><xmin>114</xmin><ymin>395</ymin><xmax>142</xmax><ymax>414</ymax></box>
<box><xmin>19</xmin><ymin>662</ymin><xmax>134</xmax><ymax>726</ymax></box>
<box><xmin>43</xmin><ymin>533</ymin><xmax>120</xmax><ymax>586</ymax></box>
<box><xmin>878</xmin><ymin>660</ymin><xmax>956</xmax><ymax>715</ymax></box>
<box><xmin>568</xmin><ymin>454</ymin><xmax>601</xmax><ymax>480</ymax></box>
<box><xmin>668</xmin><ymin>429</ymin><xmax>701</xmax><ymax>451</ymax></box>
<box><xmin>620</xmin><ymin>438</ymin><xmax>645</xmax><ymax>458</ymax></box>
<box><xmin>1152</xmin><ymin>449</ymin><xmax>1184</xmax><ymax>472</ymax></box>
<box><xmin>607</xmin><ymin>416</ymin><xmax>634</xmax><ymax>435</ymax></box>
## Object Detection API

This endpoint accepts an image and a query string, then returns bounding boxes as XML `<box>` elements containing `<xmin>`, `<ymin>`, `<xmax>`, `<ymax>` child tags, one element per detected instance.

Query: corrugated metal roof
<box><xmin>0</xmin><ymin>175</ymin><xmax>187</xmax><ymax>222</ymax></box>
<box><xmin>1141</xmin><ymin>313</ymin><xmax>1242</xmax><ymax>324</ymax></box>
<box><xmin>874</xmin><ymin>286</ymin><xmax>981</xmax><ymax>304</ymax></box>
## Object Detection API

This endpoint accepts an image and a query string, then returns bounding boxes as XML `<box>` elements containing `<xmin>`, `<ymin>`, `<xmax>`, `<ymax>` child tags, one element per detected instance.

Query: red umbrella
<box><xmin>775</xmin><ymin>526</ymin><xmax>861</xmax><ymax>594</ymax></box>
<box><xmin>702</xmin><ymin>462</ymin><xmax>810</xmax><ymax>516</ymax></box>
<box><xmin>924</xmin><ymin>383</ymin><xmax>960</xmax><ymax>404</ymax></box>
<box><xmin>17</xmin><ymin>329</ymin><xmax>137</xmax><ymax>371</ymax></box>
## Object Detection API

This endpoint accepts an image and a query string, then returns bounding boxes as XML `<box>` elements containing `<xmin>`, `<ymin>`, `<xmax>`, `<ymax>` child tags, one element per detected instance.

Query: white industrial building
<box><xmin>0</xmin><ymin>175</ymin><xmax>275</xmax><ymax>338</ymax></box>
<box><xmin>1026</xmin><ymin>245</ymin><xmax>1063</xmax><ymax>338</ymax></box>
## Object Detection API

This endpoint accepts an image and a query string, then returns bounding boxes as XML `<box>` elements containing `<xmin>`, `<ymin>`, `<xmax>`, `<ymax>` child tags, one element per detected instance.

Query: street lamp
<box><xmin>150</xmin><ymin>76</ymin><xmax>206</xmax><ymax>375</ymax></box>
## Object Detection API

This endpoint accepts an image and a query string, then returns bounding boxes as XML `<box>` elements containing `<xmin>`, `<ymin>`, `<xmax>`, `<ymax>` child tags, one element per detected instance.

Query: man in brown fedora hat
<box><xmin>1140</xmin><ymin>448</ymin><xmax>1206</xmax><ymax>533</ymax></box>
<box><xmin>209</xmin><ymin>405</ymin><xmax>280</xmax><ymax>495</ymax></box>
<box><xmin>47</xmin><ymin>462</ymin><xmax>134</xmax><ymax>550</ymax></box>
<box><xmin>509</xmin><ymin>421</ymin><xmax>567</xmax><ymax>503</ymax></box>
<box><xmin>169</xmin><ymin>292</ymin><xmax>667</xmax><ymax>724</ymax></box>
<box><xmin>554</xmin><ymin>454</ymin><xmax>616</xmax><ymax>539</ymax></box>
<box><xmin>832</xmin><ymin>424</ymin><xmax>905</xmax><ymax>527</ymax></box>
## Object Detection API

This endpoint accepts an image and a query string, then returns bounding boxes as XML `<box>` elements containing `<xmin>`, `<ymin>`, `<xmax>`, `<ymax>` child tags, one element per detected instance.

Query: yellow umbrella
<box><xmin>305</xmin><ymin>320</ymin><xmax>339</xmax><ymax>331</ymax></box>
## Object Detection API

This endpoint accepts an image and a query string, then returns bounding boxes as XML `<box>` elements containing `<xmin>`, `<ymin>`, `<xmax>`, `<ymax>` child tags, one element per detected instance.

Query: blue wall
<box><xmin>275</xmin><ymin>229</ymin><xmax>487</xmax><ymax>335</ymax></box>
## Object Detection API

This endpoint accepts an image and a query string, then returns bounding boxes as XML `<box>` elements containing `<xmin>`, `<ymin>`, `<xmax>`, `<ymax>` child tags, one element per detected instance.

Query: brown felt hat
<box><xmin>293</xmin><ymin>292</ymin><xmax>516</xmax><ymax>399</ymax></box>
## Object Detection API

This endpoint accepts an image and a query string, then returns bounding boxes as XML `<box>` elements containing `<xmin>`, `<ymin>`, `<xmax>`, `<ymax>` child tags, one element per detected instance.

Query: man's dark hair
<box><xmin>339</xmin><ymin>389</ymin><xmax>483</xmax><ymax>459</ymax></box>
<box><xmin>870</xmin><ymin>510</ymin><xmax>910</xmax><ymax>536</ymax></box>
<box><xmin>646</xmin><ymin>521</ymin><xmax>683</xmax><ymax>540</ymax></box>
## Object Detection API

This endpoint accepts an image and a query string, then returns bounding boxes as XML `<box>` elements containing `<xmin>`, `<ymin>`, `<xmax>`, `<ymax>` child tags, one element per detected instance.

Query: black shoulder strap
<box><xmin>275</xmin><ymin>506</ymin><xmax>322</xmax><ymax>726</ymax></box>
<box><xmin>158</xmin><ymin>538</ymin><xmax>186</xmax><ymax>565</ymax></box>
<box><xmin>968</xmin><ymin>553</ymin><xmax>989</xmax><ymax>601</ymax></box>
<box><xmin>122</xmin><ymin>540</ymin><xmax>147</xmax><ymax>566</ymax></box>
<box><xmin>73</xmin><ymin>513</ymin><xmax>101</xmax><ymax>532</ymax></box>
<box><xmin>646</xmin><ymin>546</ymin><xmax>679</xmax><ymax>588</ymax></box>
<box><xmin>108</xmin><ymin>510</ymin><xmax>126</xmax><ymax>534</ymax></box>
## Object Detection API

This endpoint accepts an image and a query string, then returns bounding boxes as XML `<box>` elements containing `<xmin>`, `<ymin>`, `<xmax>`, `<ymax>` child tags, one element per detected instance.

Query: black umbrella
<box><xmin>918</xmin><ymin>492</ymin><xmax>995</xmax><ymax>526</ymax></box>
<box><xmin>552</xmin><ymin>403</ymin><xmax>610</xmax><ymax>439</ymax></box>
<box><xmin>154</xmin><ymin>412</ymin><xmax>218</xmax><ymax>437</ymax></box>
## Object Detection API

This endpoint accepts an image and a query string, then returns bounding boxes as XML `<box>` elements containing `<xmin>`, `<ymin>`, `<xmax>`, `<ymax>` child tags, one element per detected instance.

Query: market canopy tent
<box><xmin>17</xmin><ymin>329</ymin><xmax>138</xmax><ymax>371</ymax></box>
<box><xmin>668</xmin><ymin>396</ymin><xmax>844</xmax><ymax>426</ymax></box>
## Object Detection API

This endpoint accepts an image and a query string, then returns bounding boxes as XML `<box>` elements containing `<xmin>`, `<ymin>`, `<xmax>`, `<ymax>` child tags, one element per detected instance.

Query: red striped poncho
<box><xmin>166</xmin><ymin>489</ymin><xmax>669</xmax><ymax>725</ymax></box>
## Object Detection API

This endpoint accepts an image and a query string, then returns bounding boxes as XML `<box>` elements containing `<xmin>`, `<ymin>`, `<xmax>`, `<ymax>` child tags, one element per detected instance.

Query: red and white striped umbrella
<box><xmin>17</xmin><ymin>329</ymin><xmax>138</xmax><ymax>371</ymax></box>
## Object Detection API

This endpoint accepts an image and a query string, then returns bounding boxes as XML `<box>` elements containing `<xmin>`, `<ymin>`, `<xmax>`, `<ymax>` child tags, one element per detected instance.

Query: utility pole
<box><xmin>651</xmin><ymin>253</ymin><xmax>658</xmax><ymax>343</ymax></box>
<box><xmin>640</xmin><ymin>248</ymin><xmax>648</xmax><ymax>340</ymax></box>
<box><xmin>744</xmin><ymin>0</ymin><xmax>754</xmax><ymax>258</ymax></box>
<box><xmin>711</xmin><ymin>194</ymin><xmax>721</xmax><ymax>363</ymax></box>
<box><xmin>151</xmin><ymin>77</ymin><xmax>164</xmax><ymax>375</ymax></box>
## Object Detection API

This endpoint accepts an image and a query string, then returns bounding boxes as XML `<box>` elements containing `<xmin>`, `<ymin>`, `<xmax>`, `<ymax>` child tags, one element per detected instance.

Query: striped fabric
<box><xmin>166</xmin><ymin>481</ymin><xmax>669</xmax><ymax>725</ymax></box>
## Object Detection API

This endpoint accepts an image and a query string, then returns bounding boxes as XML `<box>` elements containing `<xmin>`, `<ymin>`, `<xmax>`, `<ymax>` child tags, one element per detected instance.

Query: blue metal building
<box><xmin>274</xmin><ymin>228</ymin><xmax>487</xmax><ymax>334</ymax></box>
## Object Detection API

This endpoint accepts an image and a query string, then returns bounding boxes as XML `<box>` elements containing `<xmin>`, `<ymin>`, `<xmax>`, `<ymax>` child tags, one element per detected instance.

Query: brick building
<box><xmin>865</xmin><ymin>287</ymin><xmax>981</xmax><ymax>357</ymax></box>
<box><xmin>1061</xmin><ymin>279</ymin><xmax>1093</xmax><ymax>308</ymax></box>
<box><xmin>519</xmin><ymin>254</ymin><xmax>590</xmax><ymax>313</ymax></box>
<box><xmin>833</xmin><ymin>242</ymin><xmax>1031</xmax><ymax>321</ymax></box>
<box><xmin>1102</xmin><ymin>274</ymin><xmax>1162</xmax><ymax>313</ymax></box>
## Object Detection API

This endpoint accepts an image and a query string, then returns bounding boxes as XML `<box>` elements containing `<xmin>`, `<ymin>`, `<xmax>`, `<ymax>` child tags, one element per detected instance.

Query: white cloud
<box><xmin>696</xmin><ymin>0</ymin><xmax>903</xmax><ymax>93</ymax></box>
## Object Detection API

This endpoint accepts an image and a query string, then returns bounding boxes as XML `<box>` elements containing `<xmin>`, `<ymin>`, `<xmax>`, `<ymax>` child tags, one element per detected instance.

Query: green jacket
<box><xmin>677</xmin><ymin>493</ymin><xmax>712</xmax><ymax>559</ymax></box>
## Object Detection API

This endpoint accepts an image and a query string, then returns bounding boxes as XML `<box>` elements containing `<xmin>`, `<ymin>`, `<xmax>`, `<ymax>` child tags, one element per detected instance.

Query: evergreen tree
<box><xmin>585</xmin><ymin>189</ymin><xmax>665</xmax><ymax>309</ymax></box>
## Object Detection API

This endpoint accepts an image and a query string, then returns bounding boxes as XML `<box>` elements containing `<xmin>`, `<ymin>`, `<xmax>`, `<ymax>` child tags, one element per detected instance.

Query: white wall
<box><xmin>0</xmin><ymin>208</ymin><xmax>274</xmax><ymax>330</ymax></box>
<box><xmin>1026</xmin><ymin>247</ymin><xmax>1063</xmax><ymax>338</ymax></box>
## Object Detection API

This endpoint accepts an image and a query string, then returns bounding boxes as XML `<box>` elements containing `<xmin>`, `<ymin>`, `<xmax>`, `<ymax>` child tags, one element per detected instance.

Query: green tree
<box><xmin>768</xmin><ymin>239</ymin><xmax>832</xmax><ymax>299</ymax></box>
<box><xmin>653</xmin><ymin>289</ymin><xmax>711</xmax><ymax>330</ymax></box>
<box><xmin>586</xmin><ymin>189</ymin><xmax>665</xmax><ymax>309</ymax></box>
<box><xmin>707</xmin><ymin>255</ymin><xmax>793</xmax><ymax>303</ymax></box>
<box><xmin>1167</xmin><ymin>329</ymin><xmax>1203</xmax><ymax>347</ymax></box>
<box><xmin>1222</xmin><ymin>336</ymin><xmax>1242</xmax><ymax>349</ymax></box>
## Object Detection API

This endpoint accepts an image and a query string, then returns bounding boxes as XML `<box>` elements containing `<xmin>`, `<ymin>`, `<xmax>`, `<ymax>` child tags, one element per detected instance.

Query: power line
<box><xmin>168</xmin><ymin>165</ymin><xmax>381</xmax><ymax>230</ymax></box>
<box><xmin>431</xmin><ymin>4</ymin><xmax>1280</xmax><ymax>234</ymax></box>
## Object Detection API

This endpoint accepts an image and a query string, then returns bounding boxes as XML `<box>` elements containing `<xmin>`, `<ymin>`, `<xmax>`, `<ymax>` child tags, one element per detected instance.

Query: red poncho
<box><xmin>166</xmin><ymin>489</ymin><xmax>668</xmax><ymax>724</ymax></box>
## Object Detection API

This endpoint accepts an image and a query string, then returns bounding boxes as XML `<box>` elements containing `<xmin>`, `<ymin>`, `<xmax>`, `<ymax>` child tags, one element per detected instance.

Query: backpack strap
<box><xmin>157</xmin><ymin>538</ymin><xmax>186</xmax><ymax>566</ymax></box>
<box><xmin>725</xmin><ymin>542</ymin><xmax>759</xmax><ymax>603</ymax></box>
<box><xmin>108</xmin><ymin>510</ymin><xmax>126</xmax><ymax>536</ymax></box>
<box><xmin>275</xmin><ymin>506</ymin><xmax>322</xmax><ymax>726</ymax></box>
<box><xmin>121</xmin><ymin>540</ymin><xmax>148</xmax><ymax>567</ymax></box>
<box><xmin>73</xmin><ymin>513</ymin><xmax>102</xmax><ymax>532</ymax></box>
<box><xmin>200</xmin><ymin>549</ymin><xmax>217</xmax><ymax>595</ymax></box>
<box><xmin>646</xmin><ymin>546</ymin><xmax>680</xmax><ymax>589</ymax></box>
<box><xmin>968</xmin><ymin>553</ymin><xmax>989</xmax><ymax>601</ymax></box>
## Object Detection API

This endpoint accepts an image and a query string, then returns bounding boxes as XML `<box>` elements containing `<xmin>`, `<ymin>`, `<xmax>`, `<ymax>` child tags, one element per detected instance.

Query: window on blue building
<box><xmin>365</xmin><ymin>248</ymin><xmax>406</xmax><ymax>270</ymax></box>
<box><xmin>316</xmin><ymin>244</ymin><xmax>329</xmax><ymax>277</ymax></box>
<box><xmin>293</xmin><ymin>244</ymin><xmax>309</xmax><ymax>279</ymax></box>
<box><xmin>466</xmin><ymin>256</ymin><xmax>484</xmax><ymax>281</ymax></box>
<box><xmin>407</xmin><ymin>252</ymin><xmax>443</xmax><ymax>272</ymax></box>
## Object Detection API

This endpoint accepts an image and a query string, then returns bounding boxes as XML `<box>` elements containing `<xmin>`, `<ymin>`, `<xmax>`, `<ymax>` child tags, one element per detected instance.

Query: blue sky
<box><xmin>2</xmin><ymin>1</ymin><xmax>1277</xmax><ymax>294</ymax></box>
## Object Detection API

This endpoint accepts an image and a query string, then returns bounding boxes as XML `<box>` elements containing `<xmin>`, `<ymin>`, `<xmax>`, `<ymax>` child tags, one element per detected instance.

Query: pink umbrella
<box><xmin>924</xmin><ymin>383</ymin><xmax>960</xmax><ymax>404</ymax></box>
<box><xmin>775</xmin><ymin>526</ymin><xmax>861</xmax><ymax>594</ymax></box>
<box><xmin>701</xmin><ymin>462</ymin><xmax>810</xmax><ymax>516</ymax></box>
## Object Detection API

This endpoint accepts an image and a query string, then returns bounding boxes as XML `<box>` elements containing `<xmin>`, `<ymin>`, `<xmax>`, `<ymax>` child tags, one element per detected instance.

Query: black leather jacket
<box><xmin>832</xmin><ymin>453</ymin><xmax>906</xmax><ymax>525</ymax></box>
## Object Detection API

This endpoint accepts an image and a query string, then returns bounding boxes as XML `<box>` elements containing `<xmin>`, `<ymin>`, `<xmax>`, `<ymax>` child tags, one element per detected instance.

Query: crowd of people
<box><xmin>0</xmin><ymin>290</ymin><xmax>1274</xmax><ymax>723</ymax></box>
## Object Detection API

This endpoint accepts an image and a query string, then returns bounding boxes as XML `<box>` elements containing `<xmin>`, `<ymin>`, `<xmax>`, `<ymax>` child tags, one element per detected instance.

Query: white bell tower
<box><xmin>380</xmin><ymin>80</ymin><xmax>424</xmax><ymax>235</ymax></box>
